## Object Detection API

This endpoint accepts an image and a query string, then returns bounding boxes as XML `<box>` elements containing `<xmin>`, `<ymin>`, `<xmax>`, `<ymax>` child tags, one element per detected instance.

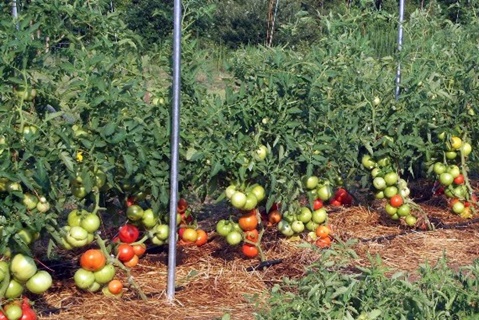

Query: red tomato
<box><xmin>80</xmin><ymin>249</ymin><xmax>107</xmax><ymax>272</ymax></box>
<box><xmin>116</xmin><ymin>243</ymin><xmax>135</xmax><ymax>262</ymax></box>
<box><xmin>313</xmin><ymin>198</ymin><xmax>323</xmax><ymax>210</ymax></box>
<box><xmin>125</xmin><ymin>196</ymin><xmax>135</xmax><ymax>207</ymax></box>
<box><xmin>329</xmin><ymin>199</ymin><xmax>341</xmax><ymax>207</ymax></box>
<box><xmin>453</xmin><ymin>174</ymin><xmax>464</xmax><ymax>185</ymax></box>
<box><xmin>242</xmin><ymin>243</ymin><xmax>259</xmax><ymax>258</ymax></box>
<box><xmin>177</xmin><ymin>198</ymin><xmax>188</xmax><ymax>213</ymax></box>
<box><xmin>118</xmin><ymin>224</ymin><xmax>140</xmax><ymax>243</ymax></box>
<box><xmin>389</xmin><ymin>194</ymin><xmax>404</xmax><ymax>208</ymax></box>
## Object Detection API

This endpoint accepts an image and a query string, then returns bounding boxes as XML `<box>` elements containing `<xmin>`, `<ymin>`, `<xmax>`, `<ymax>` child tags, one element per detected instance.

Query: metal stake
<box><xmin>395</xmin><ymin>0</ymin><xmax>405</xmax><ymax>100</ymax></box>
<box><xmin>167</xmin><ymin>0</ymin><xmax>182</xmax><ymax>302</ymax></box>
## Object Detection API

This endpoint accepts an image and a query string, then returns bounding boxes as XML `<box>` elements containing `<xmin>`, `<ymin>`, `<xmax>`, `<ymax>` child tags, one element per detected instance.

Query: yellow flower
<box><xmin>76</xmin><ymin>151</ymin><xmax>83</xmax><ymax>162</ymax></box>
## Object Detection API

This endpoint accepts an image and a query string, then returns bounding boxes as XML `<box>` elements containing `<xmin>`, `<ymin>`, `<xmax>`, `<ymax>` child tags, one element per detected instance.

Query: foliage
<box><xmin>256</xmin><ymin>245</ymin><xmax>479</xmax><ymax>319</ymax></box>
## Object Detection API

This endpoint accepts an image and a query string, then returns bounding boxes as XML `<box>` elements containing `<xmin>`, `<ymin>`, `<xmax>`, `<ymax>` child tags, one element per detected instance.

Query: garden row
<box><xmin>0</xmin><ymin>2</ymin><xmax>478</xmax><ymax>318</ymax></box>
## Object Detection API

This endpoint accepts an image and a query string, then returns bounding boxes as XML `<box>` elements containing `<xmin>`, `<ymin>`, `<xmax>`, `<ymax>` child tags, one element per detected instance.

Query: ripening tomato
<box><xmin>315</xmin><ymin>225</ymin><xmax>331</xmax><ymax>239</ymax></box>
<box><xmin>238</xmin><ymin>213</ymin><xmax>258</xmax><ymax>231</ymax></box>
<box><xmin>181</xmin><ymin>228</ymin><xmax>198</xmax><ymax>243</ymax></box>
<box><xmin>116</xmin><ymin>243</ymin><xmax>135</xmax><ymax>262</ymax></box>
<box><xmin>80</xmin><ymin>249</ymin><xmax>107</xmax><ymax>272</ymax></box>
<box><xmin>315</xmin><ymin>236</ymin><xmax>332</xmax><ymax>248</ymax></box>
<box><xmin>195</xmin><ymin>229</ymin><xmax>208</xmax><ymax>247</ymax></box>
<box><xmin>108</xmin><ymin>279</ymin><xmax>123</xmax><ymax>295</ymax></box>
<box><xmin>242</xmin><ymin>243</ymin><xmax>259</xmax><ymax>258</ymax></box>
<box><xmin>132</xmin><ymin>243</ymin><xmax>147</xmax><ymax>257</ymax></box>
<box><xmin>267</xmin><ymin>210</ymin><xmax>282</xmax><ymax>225</ymax></box>
<box><xmin>123</xmin><ymin>254</ymin><xmax>139</xmax><ymax>268</ymax></box>
<box><xmin>244</xmin><ymin>229</ymin><xmax>259</xmax><ymax>243</ymax></box>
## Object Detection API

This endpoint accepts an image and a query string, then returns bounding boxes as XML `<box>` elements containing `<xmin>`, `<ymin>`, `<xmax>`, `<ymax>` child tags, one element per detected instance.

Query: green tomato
<box><xmin>447</xmin><ymin>165</ymin><xmax>460</xmax><ymax>178</ymax></box>
<box><xmin>282</xmin><ymin>211</ymin><xmax>296</xmax><ymax>223</ymax></box>
<box><xmin>142</xmin><ymin>209</ymin><xmax>159</xmax><ymax>229</ymax></box>
<box><xmin>302</xmin><ymin>175</ymin><xmax>319</xmax><ymax>190</ymax></box>
<box><xmin>305</xmin><ymin>220</ymin><xmax>319</xmax><ymax>232</ymax></box>
<box><xmin>5</xmin><ymin>279</ymin><xmax>24</xmax><ymax>299</ymax></box>
<box><xmin>250</xmin><ymin>185</ymin><xmax>266</xmax><ymax>202</ymax></box>
<box><xmin>373</xmin><ymin>177</ymin><xmax>386</xmax><ymax>190</ymax></box>
<box><xmin>66</xmin><ymin>226</ymin><xmax>89</xmax><ymax>247</ymax></box>
<box><xmin>384</xmin><ymin>186</ymin><xmax>398</xmax><ymax>198</ymax></box>
<box><xmin>225</xmin><ymin>185</ymin><xmax>237</xmax><ymax>199</ymax></box>
<box><xmin>312</xmin><ymin>208</ymin><xmax>327</xmax><ymax>224</ymax></box>
<box><xmin>22</xmin><ymin>193</ymin><xmax>39</xmax><ymax>210</ymax></box>
<box><xmin>433</xmin><ymin>162</ymin><xmax>446</xmax><ymax>175</ymax></box>
<box><xmin>68</xmin><ymin>209</ymin><xmax>85</xmax><ymax>227</ymax></box>
<box><xmin>226</xmin><ymin>230</ymin><xmax>242</xmax><ymax>245</ymax></box>
<box><xmin>384</xmin><ymin>172</ymin><xmax>398</xmax><ymax>186</ymax></box>
<box><xmin>361</xmin><ymin>155</ymin><xmax>376</xmax><ymax>170</ymax></box>
<box><xmin>404</xmin><ymin>215</ymin><xmax>417</xmax><ymax>226</ymax></box>
<box><xmin>26</xmin><ymin>270</ymin><xmax>53</xmax><ymax>294</ymax></box>
<box><xmin>385</xmin><ymin>203</ymin><xmax>398</xmax><ymax>216</ymax></box>
<box><xmin>230</xmin><ymin>191</ymin><xmax>247</xmax><ymax>209</ymax></box>
<box><xmin>4</xmin><ymin>304</ymin><xmax>23</xmax><ymax>320</ymax></box>
<box><xmin>439</xmin><ymin>172</ymin><xmax>454</xmax><ymax>186</ymax></box>
<box><xmin>316</xmin><ymin>185</ymin><xmax>332</xmax><ymax>201</ymax></box>
<box><xmin>72</xmin><ymin>185</ymin><xmax>87</xmax><ymax>199</ymax></box>
<box><xmin>254</xmin><ymin>145</ymin><xmax>268</xmax><ymax>161</ymax></box>
<box><xmin>74</xmin><ymin>268</ymin><xmax>96</xmax><ymax>290</ymax></box>
<box><xmin>397</xmin><ymin>204</ymin><xmax>411</xmax><ymax>217</ymax></box>
<box><xmin>93</xmin><ymin>264</ymin><xmax>116</xmax><ymax>284</ymax></box>
<box><xmin>10</xmin><ymin>253</ymin><xmax>37</xmax><ymax>282</ymax></box>
<box><xmin>126</xmin><ymin>205</ymin><xmax>144</xmax><ymax>221</ymax></box>
<box><xmin>154</xmin><ymin>224</ymin><xmax>169</xmax><ymax>241</ymax></box>
<box><xmin>297</xmin><ymin>207</ymin><xmax>312</xmax><ymax>223</ymax></box>
<box><xmin>291</xmin><ymin>220</ymin><xmax>305</xmax><ymax>233</ymax></box>
<box><xmin>80</xmin><ymin>213</ymin><xmax>101</xmax><ymax>233</ymax></box>
<box><xmin>0</xmin><ymin>261</ymin><xmax>8</xmax><ymax>282</ymax></box>
<box><xmin>216</xmin><ymin>220</ymin><xmax>234</xmax><ymax>237</ymax></box>
<box><xmin>277</xmin><ymin>220</ymin><xmax>294</xmax><ymax>237</ymax></box>
<box><xmin>242</xmin><ymin>193</ymin><xmax>258</xmax><ymax>211</ymax></box>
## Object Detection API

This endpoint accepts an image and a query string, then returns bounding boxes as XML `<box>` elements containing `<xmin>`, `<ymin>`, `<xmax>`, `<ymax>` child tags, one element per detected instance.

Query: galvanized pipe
<box><xmin>167</xmin><ymin>0</ymin><xmax>182</xmax><ymax>302</ymax></box>
<box><xmin>395</xmin><ymin>0</ymin><xmax>405</xmax><ymax>100</ymax></box>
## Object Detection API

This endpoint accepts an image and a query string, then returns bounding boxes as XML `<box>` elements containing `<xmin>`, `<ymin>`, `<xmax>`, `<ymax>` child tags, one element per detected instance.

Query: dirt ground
<box><xmin>33</xmin><ymin>180</ymin><xmax>479</xmax><ymax>320</ymax></box>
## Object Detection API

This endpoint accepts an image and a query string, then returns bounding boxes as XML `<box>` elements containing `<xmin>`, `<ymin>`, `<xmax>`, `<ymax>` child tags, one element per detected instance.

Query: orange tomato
<box><xmin>80</xmin><ymin>249</ymin><xmax>106</xmax><ymax>272</ymax></box>
<box><xmin>315</xmin><ymin>225</ymin><xmax>331</xmax><ymax>239</ymax></box>
<box><xmin>132</xmin><ymin>243</ymin><xmax>147</xmax><ymax>257</ymax></box>
<box><xmin>123</xmin><ymin>254</ymin><xmax>139</xmax><ymax>268</ymax></box>
<box><xmin>108</xmin><ymin>279</ymin><xmax>123</xmax><ymax>295</ymax></box>
<box><xmin>238</xmin><ymin>213</ymin><xmax>258</xmax><ymax>231</ymax></box>
<box><xmin>315</xmin><ymin>236</ymin><xmax>331</xmax><ymax>248</ymax></box>
<box><xmin>389</xmin><ymin>194</ymin><xmax>404</xmax><ymax>208</ymax></box>
<box><xmin>195</xmin><ymin>229</ymin><xmax>208</xmax><ymax>247</ymax></box>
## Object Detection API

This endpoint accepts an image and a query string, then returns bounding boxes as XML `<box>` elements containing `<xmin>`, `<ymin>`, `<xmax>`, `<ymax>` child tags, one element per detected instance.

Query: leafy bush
<box><xmin>256</xmin><ymin>244</ymin><xmax>479</xmax><ymax>319</ymax></box>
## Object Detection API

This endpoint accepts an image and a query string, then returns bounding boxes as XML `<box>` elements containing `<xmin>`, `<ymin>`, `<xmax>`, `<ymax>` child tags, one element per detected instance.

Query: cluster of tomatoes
<box><xmin>60</xmin><ymin>209</ymin><xmax>101</xmax><ymax>249</ymax></box>
<box><xmin>73</xmin><ymin>249</ymin><xmax>123</xmax><ymax>297</ymax></box>
<box><xmin>176</xmin><ymin>198</ymin><xmax>208</xmax><ymax>247</ymax></box>
<box><xmin>0</xmin><ymin>297</ymin><xmax>37</xmax><ymax>320</ymax></box>
<box><xmin>302</xmin><ymin>175</ymin><xmax>353</xmax><ymax>207</ymax></box>
<box><xmin>432</xmin><ymin>135</ymin><xmax>475</xmax><ymax>218</ymax></box>
<box><xmin>362</xmin><ymin>155</ymin><xmax>417</xmax><ymax>226</ymax></box>
<box><xmin>216</xmin><ymin>209</ymin><xmax>261</xmax><ymax>258</ymax></box>
<box><xmin>0</xmin><ymin>253</ymin><xmax>53</xmax><ymax>303</ymax></box>
<box><xmin>225</xmin><ymin>183</ymin><xmax>266</xmax><ymax>212</ymax></box>
<box><xmin>113</xmin><ymin>224</ymin><xmax>147</xmax><ymax>268</ymax></box>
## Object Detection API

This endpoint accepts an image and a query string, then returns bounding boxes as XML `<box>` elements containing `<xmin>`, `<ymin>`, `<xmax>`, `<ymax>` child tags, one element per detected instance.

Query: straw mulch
<box><xmin>34</xmin><ymin>180</ymin><xmax>479</xmax><ymax>320</ymax></box>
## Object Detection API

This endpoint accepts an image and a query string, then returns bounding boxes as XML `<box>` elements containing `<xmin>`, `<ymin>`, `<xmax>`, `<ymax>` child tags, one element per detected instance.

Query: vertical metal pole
<box><xmin>167</xmin><ymin>0</ymin><xmax>182</xmax><ymax>302</ymax></box>
<box><xmin>395</xmin><ymin>0</ymin><xmax>405</xmax><ymax>100</ymax></box>
<box><xmin>12</xmin><ymin>0</ymin><xmax>19</xmax><ymax>30</ymax></box>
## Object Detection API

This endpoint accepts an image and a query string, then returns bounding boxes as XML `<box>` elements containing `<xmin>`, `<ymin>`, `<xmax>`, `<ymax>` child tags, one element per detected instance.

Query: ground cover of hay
<box><xmin>34</xmin><ymin>180</ymin><xmax>479</xmax><ymax>320</ymax></box>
